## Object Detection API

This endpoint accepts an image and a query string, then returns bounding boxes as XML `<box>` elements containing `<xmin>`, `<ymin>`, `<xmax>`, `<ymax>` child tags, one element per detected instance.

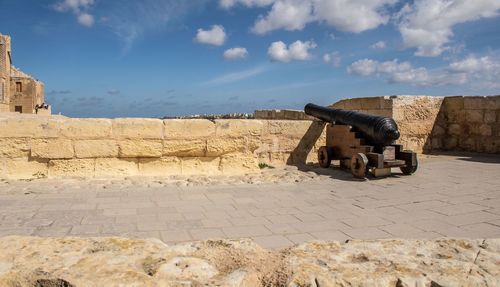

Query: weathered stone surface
<box><xmin>465</xmin><ymin>109</ymin><xmax>484</xmax><ymax>123</ymax></box>
<box><xmin>164</xmin><ymin>119</ymin><xmax>215</xmax><ymax>139</ymax></box>
<box><xmin>60</xmin><ymin>118</ymin><xmax>112</xmax><ymax>139</ymax></box>
<box><xmin>74</xmin><ymin>140</ymin><xmax>119</xmax><ymax>158</ymax></box>
<box><xmin>163</xmin><ymin>140</ymin><xmax>206</xmax><ymax>157</ymax></box>
<box><xmin>0</xmin><ymin>237</ymin><xmax>497</xmax><ymax>286</ymax></box>
<box><xmin>0</xmin><ymin>138</ymin><xmax>30</xmax><ymax>158</ymax></box>
<box><xmin>30</xmin><ymin>139</ymin><xmax>74</xmax><ymax>159</ymax></box>
<box><xmin>95</xmin><ymin>158</ymin><xmax>138</xmax><ymax>177</ymax></box>
<box><xmin>112</xmin><ymin>118</ymin><xmax>163</xmax><ymax>139</ymax></box>
<box><xmin>220</xmin><ymin>153</ymin><xmax>259</xmax><ymax>174</ymax></box>
<box><xmin>5</xmin><ymin>159</ymin><xmax>47</xmax><ymax>179</ymax></box>
<box><xmin>215</xmin><ymin>120</ymin><xmax>264</xmax><ymax>137</ymax></box>
<box><xmin>181</xmin><ymin>157</ymin><xmax>221</xmax><ymax>175</ymax></box>
<box><xmin>118</xmin><ymin>140</ymin><xmax>163</xmax><ymax>158</ymax></box>
<box><xmin>49</xmin><ymin>159</ymin><xmax>95</xmax><ymax>178</ymax></box>
<box><xmin>266</xmin><ymin>120</ymin><xmax>314</xmax><ymax>137</ymax></box>
<box><xmin>206</xmin><ymin>138</ymin><xmax>246</xmax><ymax>157</ymax></box>
<box><xmin>138</xmin><ymin>157</ymin><xmax>182</xmax><ymax>176</ymax></box>
<box><xmin>0</xmin><ymin>118</ymin><xmax>60</xmax><ymax>138</ymax></box>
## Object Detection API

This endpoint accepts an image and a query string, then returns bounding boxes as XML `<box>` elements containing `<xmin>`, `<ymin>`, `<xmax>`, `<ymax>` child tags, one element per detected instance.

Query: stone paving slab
<box><xmin>0</xmin><ymin>153</ymin><xmax>500</xmax><ymax>249</ymax></box>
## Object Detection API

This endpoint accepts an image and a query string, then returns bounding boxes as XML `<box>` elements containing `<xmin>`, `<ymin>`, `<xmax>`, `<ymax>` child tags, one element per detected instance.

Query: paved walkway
<box><xmin>1</xmin><ymin>153</ymin><xmax>499</xmax><ymax>249</ymax></box>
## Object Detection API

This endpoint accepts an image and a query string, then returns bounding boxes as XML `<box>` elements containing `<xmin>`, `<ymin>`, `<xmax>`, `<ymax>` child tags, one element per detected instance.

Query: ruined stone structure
<box><xmin>0</xmin><ymin>33</ymin><xmax>49</xmax><ymax>115</ymax></box>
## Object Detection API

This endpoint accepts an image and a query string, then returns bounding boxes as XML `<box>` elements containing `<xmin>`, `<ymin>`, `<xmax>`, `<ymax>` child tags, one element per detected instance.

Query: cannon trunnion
<box><xmin>305</xmin><ymin>103</ymin><xmax>418</xmax><ymax>178</ymax></box>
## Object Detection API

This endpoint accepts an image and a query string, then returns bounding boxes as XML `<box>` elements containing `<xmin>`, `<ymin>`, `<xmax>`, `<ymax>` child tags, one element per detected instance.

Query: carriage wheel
<box><xmin>400</xmin><ymin>157</ymin><xmax>418</xmax><ymax>175</ymax></box>
<box><xmin>351</xmin><ymin>153</ymin><xmax>368</xmax><ymax>178</ymax></box>
<box><xmin>318</xmin><ymin>146</ymin><xmax>333</xmax><ymax>168</ymax></box>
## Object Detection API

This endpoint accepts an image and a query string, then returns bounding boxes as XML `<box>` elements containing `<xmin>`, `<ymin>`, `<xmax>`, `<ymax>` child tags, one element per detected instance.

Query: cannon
<box><xmin>304</xmin><ymin>103</ymin><xmax>417</xmax><ymax>178</ymax></box>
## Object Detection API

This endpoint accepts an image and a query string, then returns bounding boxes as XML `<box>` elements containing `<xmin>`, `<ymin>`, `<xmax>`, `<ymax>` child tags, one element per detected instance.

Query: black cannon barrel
<box><xmin>304</xmin><ymin>103</ymin><xmax>400</xmax><ymax>146</ymax></box>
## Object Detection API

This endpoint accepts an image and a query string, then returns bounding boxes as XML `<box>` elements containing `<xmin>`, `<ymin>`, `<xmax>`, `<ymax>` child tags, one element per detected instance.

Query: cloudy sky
<box><xmin>1</xmin><ymin>0</ymin><xmax>499</xmax><ymax>118</ymax></box>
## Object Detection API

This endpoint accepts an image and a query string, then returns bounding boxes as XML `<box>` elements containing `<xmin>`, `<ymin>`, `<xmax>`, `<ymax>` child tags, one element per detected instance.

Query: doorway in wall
<box><xmin>15</xmin><ymin>105</ymin><xmax>22</xmax><ymax>113</ymax></box>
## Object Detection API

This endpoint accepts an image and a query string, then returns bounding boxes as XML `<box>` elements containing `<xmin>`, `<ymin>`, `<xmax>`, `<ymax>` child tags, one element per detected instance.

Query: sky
<box><xmin>1</xmin><ymin>0</ymin><xmax>499</xmax><ymax>118</ymax></box>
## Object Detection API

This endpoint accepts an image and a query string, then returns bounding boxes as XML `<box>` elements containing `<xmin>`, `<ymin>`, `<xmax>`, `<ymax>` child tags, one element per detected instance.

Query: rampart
<box><xmin>1</xmin><ymin>95</ymin><xmax>498</xmax><ymax>179</ymax></box>
<box><xmin>0</xmin><ymin>114</ymin><xmax>325</xmax><ymax>179</ymax></box>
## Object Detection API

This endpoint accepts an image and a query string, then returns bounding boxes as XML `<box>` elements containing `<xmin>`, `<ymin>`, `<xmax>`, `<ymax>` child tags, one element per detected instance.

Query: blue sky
<box><xmin>1</xmin><ymin>0</ymin><xmax>499</xmax><ymax>118</ymax></box>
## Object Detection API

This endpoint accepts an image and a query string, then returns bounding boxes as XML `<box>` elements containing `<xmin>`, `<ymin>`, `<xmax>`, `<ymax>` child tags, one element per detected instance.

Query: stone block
<box><xmin>0</xmin><ymin>138</ymin><xmax>30</xmax><ymax>158</ymax></box>
<box><xmin>49</xmin><ymin>159</ymin><xmax>95</xmax><ymax>178</ymax></box>
<box><xmin>95</xmin><ymin>158</ymin><xmax>138</xmax><ymax>177</ymax></box>
<box><xmin>6</xmin><ymin>159</ymin><xmax>48</xmax><ymax>179</ymax></box>
<box><xmin>138</xmin><ymin>157</ymin><xmax>182</xmax><ymax>176</ymax></box>
<box><xmin>206</xmin><ymin>138</ymin><xmax>247</xmax><ymax>157</ymax></box>
<box><xmin>479</xmin><ymin>124</ymin><xmax>492</xmax><ymax>137</ymax></box>
<box><xmin>163</xmin><ymin>119</ymin><xmax>215</xmax><ymax>139</ymax></box>
<box><xmin>215</xmin><ymin>120</ymin><xmax>264</xmax><ymax>137</ymax></box>
<box><xmin>31</xmin><ymin>139</ymin><xmax>74</xmax><ymax>159</ymax></box>
<box><xmin>359</xmin><ymin>97</ymin><xmax>381</xmax><ymax>110</ymax></box>
<box><xmin>431</xmin><ymin>138</ymin><xmax>442</xmax><ymax>150</ymax></box>
<box><xmin>163</xmin><ymin>140</ymin><xmax>206</xmax><ymax>157</ymax></box>
<box><xmin>112</xmin><ymin>118</ymin><xmax>163</xmax><ymax>139</ymax></box>
<box><xmin>446</xmin><ymin>109</ymin><xmax>465</xmax><ymax>123</ymax></box>
<box><xmin>60</xmin><ymin>118</ymin><xmax>112</xmax><ymax>139</ymax></box>
<box><xmin>443</xmin><ymin>137</ymin><xmax>458</xmax><ymax>150</ymax></box>
<box><xmin>0</xmin><ymin>118</ymin><xmax>60</xmax><ymax>138</ymax></box>
<box><xmin>443</xmin><ymin>96</ymin><xmax>464</xmax><ymax>111</ymax></box>
<box><xmin>459</xmin><ymin>137</ymin><xmax>476</xmax><ymax>151</ymax></box>
<box><xmin>266</xmin><ymin>120</ymin><xmax>313</xmax><ymax>137</ymax></box>
<box><xmin>341</xmin><ymin>99</ymin><xmax>362</xmax><ymax>110</ymax></box>
<box><xmin>463</xmin><ymin>96</ymin><xmax>487</xmax><ymax>110</ymax></box>
<box><xmin>74</xmin><ymin>140</ymin><xmax>119</xmax><ymax>158</ymax></box>
<box><xmin>181</xmin><ymin>157</ymin><xmax>221</xmax><ymax>175</ymax></box>
<box><xmin>465</xmin><ymin>110</ymin><xmax>483</xmax><ymax>123</ymax></box>
<box><xmin>431</xmin><ymin>125</ymin><xmax>445</xmax><ymax>136</ymax></box>
<box><xmin>119</xmin><ymin>140</ymin><xmax>163</xmax><ymax>158</ymax></box>
<box><xmin>447</xmin><ymin>124</ymin><xmax>461</xmax><ymax>136</ymax></box>
<box><xmin>481</xmin><ymin>137</ymin><xmax>499</xmax><ymax>153</ymax></box>
<box><xmin>220</xmin><ymin>153</ymin><xmax>259</xmax><ymax>174</ymax></box>
<box><xmin>484</xmin><ymin>110</ymin><xmax>496</xmax><ymax>123</ymax></box>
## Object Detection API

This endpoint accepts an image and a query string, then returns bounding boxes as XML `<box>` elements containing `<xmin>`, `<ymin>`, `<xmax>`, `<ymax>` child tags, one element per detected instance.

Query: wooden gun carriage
<box><xmin>304</xmin><ymin>103</ymin><xmax>418</xmax><ymax>178</ymax></box>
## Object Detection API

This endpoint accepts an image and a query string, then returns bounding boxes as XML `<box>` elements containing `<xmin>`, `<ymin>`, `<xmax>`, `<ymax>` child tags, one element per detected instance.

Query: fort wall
<box><xmin>0</xmin><ymin>116</ymin><xmax>325</xmax><ymax>179</ymax></box>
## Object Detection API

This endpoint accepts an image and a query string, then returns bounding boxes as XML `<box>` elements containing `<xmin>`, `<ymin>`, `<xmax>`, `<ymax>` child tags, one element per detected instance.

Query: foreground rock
<box><xmin>0</xmin><ymin>236</ymin><xmax>498</xmax><ymax>286</ymax></box>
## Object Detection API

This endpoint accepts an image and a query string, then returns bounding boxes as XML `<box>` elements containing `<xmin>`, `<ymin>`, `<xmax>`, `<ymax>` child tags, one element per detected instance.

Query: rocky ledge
<box><xmin>0</xmin><ymin>236</ymin><xmax>498</xmax><ymax>286</ymax></box>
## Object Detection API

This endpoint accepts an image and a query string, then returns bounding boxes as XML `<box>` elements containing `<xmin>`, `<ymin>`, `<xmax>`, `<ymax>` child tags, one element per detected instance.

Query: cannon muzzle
<box><xmin>304</xmin><ymin>103</ymin><xmax>400</xmax><ymax>146</ymax></box>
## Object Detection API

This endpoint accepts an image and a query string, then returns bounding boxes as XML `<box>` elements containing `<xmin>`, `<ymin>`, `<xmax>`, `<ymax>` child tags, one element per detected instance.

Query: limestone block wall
<box><xmin>429</xmin><ymin>96</ymin><xmax>500</xmax><ymax>153</ymax></box>
<box><xmin>330</xmin><ymin>95</ymin><xmax>443</xmax><ymax>153</ymax></box>
<box><xmin>0</xmin><ymin>117</ymin><xmax>324</xmax><ymax>179</ymax></box>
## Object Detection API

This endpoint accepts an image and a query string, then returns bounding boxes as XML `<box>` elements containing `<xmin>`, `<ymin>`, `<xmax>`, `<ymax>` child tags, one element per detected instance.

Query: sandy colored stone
<box><xmin>74</xmin><ymin>140</ymin><xmax>118</xmax><ymax>158</ymax></box>
<box><xmin>206</xmin><ymin>138</ymin><xmax>247</xmax><ymax>157</ymax></box>
<box><xmin>60</xmin><ymin>118</ymin><xmax>112</xmax><ymax>139</ymax></box>
<box><xmin>164</xmin><ymin>119</ymin><xmax>215</xmax><ymax>139</ymax></box>
<box><xmin>0</xmin><ymin>138</ymin><xmax>30</xmax><ymax>158</ymax></box>
<box><xmin>5</xmin><ymin>159</ymin><xmax>47</xmax><ymax>179</ymax></box>
<box><xmin>138</xmin><ymin>157</ymin><xmax>182</xmax><ymax>176</ymax></box>
<box><xmin>30</xmin><ymin>139</ymin><xmax>74</xmax><ymax>159</ymax></box>
<box><xmin>465</xmin><ymin>109</ymin><xmax>484</xmax><ymax>123</ymax></box>
<box><xmin>95</xmin><ymin>158</ymin><xmax>138</xmax><ymax>177</ymax></box>
<box><xmin>119</xmin><ymin>140</ymin><xmax>163</xmax><ymax>158</ymax></box>
<box><xmin>359</xmin><ymin>97</ymin><xmax>382</xmax><ymax>109</ymax></box>
<box><xmin>484</xmin><ymin>110</ymin><xmax>496</xmax><ymax>123</ymax></box>
<box><xmin>112</xmin><ymin>118</ymin><xmax>163</xmax><ymax>139</ymax></box>
<box><xmin>220</xmin><ymin>153</ymin><xmax>259</xmax><ymax>174</ymax></box>
<box><xmin>49</xmin><ymin>159</ymin><xmax>95</xmax><ymax>178</ymax></box>
<box><xmin>163</xmin><ymin>139</ymin><xmax>206</xmax><ymax>157</ymax></box>
<box><xmin>181</xmin><ymin>157</ymin><xmax>221</xmax><ymax>175</ymax></box>
<box><xmin>0</xmin><ymin>117</ymin><xmax>60</xmax><ymax>138</ymax></box>
<box><xmin>266</xmin><ymin>120</ymin><xmax>315</xmax><ymax>137</ymax></box>
<box><xmin>0</xmin><ymin>237</ymin><xmax>497</xmax><ymax>287</ymax></box>
<box><xmin>215</xmin><ymin>120</ymin><xmax>264</xmax><ymax>137</ymax></box>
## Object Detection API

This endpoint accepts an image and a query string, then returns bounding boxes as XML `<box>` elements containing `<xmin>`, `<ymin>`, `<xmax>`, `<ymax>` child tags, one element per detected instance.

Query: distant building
<box><xmin>0</xmin><ymin>33</ymin><xmax>50</xmax><ymax>115</ymax></box>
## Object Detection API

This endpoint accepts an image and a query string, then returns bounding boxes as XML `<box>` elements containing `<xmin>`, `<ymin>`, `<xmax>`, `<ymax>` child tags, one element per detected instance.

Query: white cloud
<box><xmin>370</xmin><ymin>41</ymin><xmax>386</xmax><ymax>49</ymax></box>
<box><xmin>323</xmin><ymin>51</ymin><xmax>341</xmax><ymax>67</ymax></box>
<box><xmin>224</xmin><ymin>47</ymin><xmax>249</xmax><ymax>60</ymax></box>
<box><xmin>397</xmin><ymin>0</ymin><xmax>500</xmax><ymax>57</ymax></box>
<box><xmin>348</xmin><ymin>55</ymin><xmax>500</xmax><ymax>88</ymax></box>
<box><xmin>195</xmin><ymin>25</ymin><xmax>227</xmax><ymax>46</ymax></box>
<box><xmin>245</xmin><ymin>0</ymin><xmax>396</xmax><ymax>35</ymax></box>
<box><xmin>54</xmin><ymin>0</ymin><xmax>95</xmax><ymax>27</ymax></box>
<box><xmin>77</xmin><ymin>12</ymin><xmax>94</xmax><ymax>27</ymax></box>
<box><xmin>203</xmin><ymin>65</ymin><xmax>268</xmax><ymax>85</ymax></box>
<box><xmin>219</xmin><ymin>0</ymin><xmax>275</xmax><ymax>9</ymax></box>
<box><xmin>268</xmin><ymin>40</ymin><xmax>316</xmax><ymax>62</ymax></box>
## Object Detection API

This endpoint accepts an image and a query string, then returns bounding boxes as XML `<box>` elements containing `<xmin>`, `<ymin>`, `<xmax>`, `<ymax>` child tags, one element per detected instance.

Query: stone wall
<box><xmin>429</xmin><ymin>96</ymin><xmax>500</xmax><ymax>153</ymax></box>
<box><xmin>254</xmin><ymin>109</ymin><xmax>314</xmax><ymax>120</ymax></box>
<box><xmin>0</xmin><ymin>116</ymin><xmax>325</xmax><ymax>179</ymax></box>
